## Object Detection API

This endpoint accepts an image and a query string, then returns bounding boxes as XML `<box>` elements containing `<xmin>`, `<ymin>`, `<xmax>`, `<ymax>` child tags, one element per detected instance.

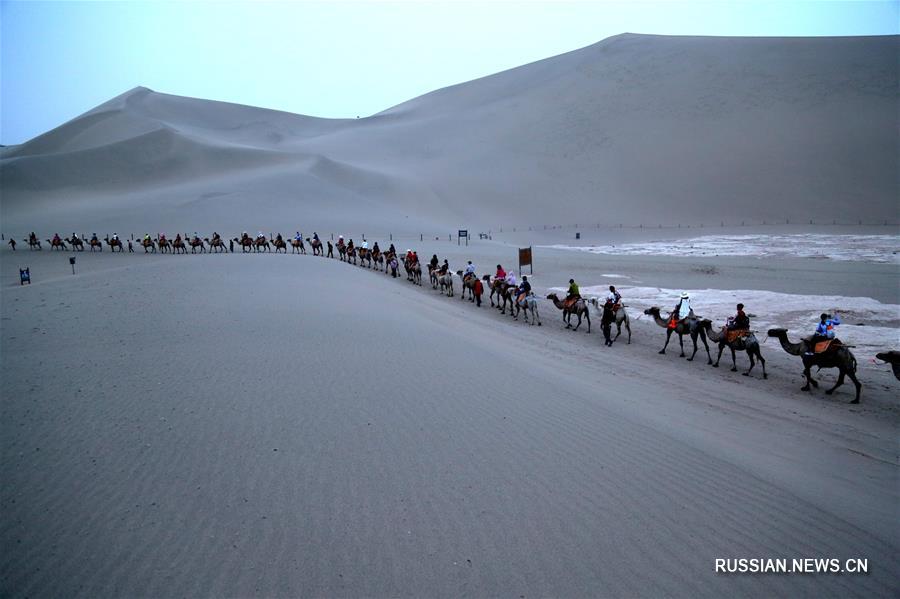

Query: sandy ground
<box><xmin>1</xmin><ymin>243</ymin><xmax>897</xmax><ymax>597</ymax></box>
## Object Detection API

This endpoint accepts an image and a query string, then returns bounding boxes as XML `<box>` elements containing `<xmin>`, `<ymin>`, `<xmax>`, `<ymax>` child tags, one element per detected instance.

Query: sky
<box><xmin>1</xmin><ymin>0</ymin><xmax>897</xmax><ymax>145</ymax></box>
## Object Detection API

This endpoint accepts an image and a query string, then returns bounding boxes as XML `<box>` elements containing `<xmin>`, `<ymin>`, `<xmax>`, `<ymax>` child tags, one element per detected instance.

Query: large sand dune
<box><xmin>2</xmin><ymin>34</ymin><xmax>897</xmax><ymax>234</ymax></box>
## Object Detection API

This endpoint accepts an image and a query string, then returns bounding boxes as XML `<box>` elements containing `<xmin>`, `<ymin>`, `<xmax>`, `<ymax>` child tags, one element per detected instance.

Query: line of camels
<box><xmin>15</xmin><ymin>231</ymin><xmax>898</xmax><ymax>403</ymax></box>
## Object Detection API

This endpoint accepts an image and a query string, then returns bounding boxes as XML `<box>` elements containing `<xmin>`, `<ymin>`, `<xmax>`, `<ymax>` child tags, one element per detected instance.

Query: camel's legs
<box><xmin>660</xmin><ymin>330</ymin><xmax>673</xmax><ymax>354</ymax></box>
<box><xmin>679</xmin><ymin>333</ymin><xmax>687</xmax><ymax>358</ymax></box>
<box><xmin>700</xmin><ymin>331</ymin><xmax>712</xmax><ymax>364</ymax></box>
<box><xmin>714</xmin><ymin>344</ymin><xmax>725</xmax><ymax>367</ymax></box>
<box><xmin>847</xmin><ymin>370</ymin><xmax>862</xmax><ymax>403</ymax></box>
<box><xmin>825</xmin><ymin>370</ymin><xmax>846</xmax><ymax>396</ymax></box>
<box><xmin>730</xmin><ymin>347</ymin><xmax>738</xmax><ymax>372</ymax></box>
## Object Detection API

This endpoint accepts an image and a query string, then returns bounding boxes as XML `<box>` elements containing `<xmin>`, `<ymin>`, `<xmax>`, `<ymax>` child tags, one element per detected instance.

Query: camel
<box><xmin>67</xmin><ymin>235</ymin><xmax>84</xmax><ymax>251</ymax></box>
<box><xmin>372</xmin><ymin>249</ymin><xmax>384</xmax><ymax>271</ymax></box>
<box><xmin>589</xmin><ymin>298</ymin><xmax>631</xmax><ymax>344</ymax></box>
<box><xmin>768</xmin><ymin>329</ymin><xmax>861</xmax><ymax>403</ymax></box>
<box><xmin>233</xmin><ymin>236</ymin><xmax>253</xmax><ymax>253</ymax></box>
<box><xmin>407</xmin><ymin>260</ymin><xmax>422</xmax><ymax>285</ymax></box>
<box><xmin>456</xmin><ymin>270</ymin><xmax>479</xmax><ymax>301</ymax></box>
<box><xmin>358</xmin><ymin>247</ymin><xmax>372</xmax><ymax>268</ymax></box>
<box><xmin>46</xmin><ymin>237</ymin><xmax>68</xmax><ymax>251</ymax></box>
<box><xmin>310</xmin><ymin>238</ymin><xmax>323</xmax><ymax>256</ymax></box>
<box><xmin>875</xmin><ymin>351</ymin><xmax>900</xmax><ymax>381</ymax></box>
<box><xmin>272</xmin><ymin>237</ymin><xmax>288</xmax><ymax>253</ymax></box>
<box><xmin>172</xmin><ymin>237</ymin><xmax>187</xmax><ymax>254</ymax></box>
<box><xmin>546</xmin><ymin>293</ymin><xmax>591</xmax><ymax>333</ymax></box>
<box><xmin>157</xmin><ymin>238</ymin><xmax>171</xmax><ymax>253</ymax></box>
<box><xmin>205</xmin><ymin>237</ymin><xmax>227</xmax><ymax>253</ymax></box>
<box><xmin>187</xmin><ymin>237</ymin><xmax>206</xmax><ymax>253</ymax></box>
<box><xmin>337</xmin><ymin>242</ymin><xmax>347</xmax><ymax>261</ymax></box>
<box><xmin>88</xmin><ymin>237</ymin><xmax>102</xmax><ymax>252</ymax></box>
<box><xmin>643</xmin><ymin>307</ymin><xmax>711</xmax><ymax>363</ymax></box>
<box><xmin>289</xmin><ymin>238</ymin><xmax>306</xmax><ymax>254</ymax></box>
<box><xmin>346</xmin><ymin>245</ymin><xmax>357</xmax><ymax>265</ymax></box>
<box><xmin>434</xmin><ymin>271</ymin><xmax>453</xmax><ymax>296</ymax></box>
<box><xmin>252</xmin><ymin>236</ymin><xmax>269</xmax><ymax>253</ymax></box>
<box><xmin>513</xmin><ymin>293</ymin><xmax>542</xmax><ymax>326</ymax></box>
<box><xmin>106</xmin><ymin>236</ymin><xmax>126</xmax><ymax>252</ymax></box>
<box><xmin>24</xmin><ymin>236</ymin><xmax>42</xmax><ymax>250</ymax></box>
<box><xmin>701</xmin><ymin>322</ymin><xmax>767</xmax><ymax>378</ymax></box>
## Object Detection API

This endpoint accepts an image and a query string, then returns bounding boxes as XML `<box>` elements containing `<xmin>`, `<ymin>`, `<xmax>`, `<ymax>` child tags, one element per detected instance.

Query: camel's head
<box><xmin>456</xmin><ymin>270</ymin><xmax>463</xmax><ymax>276</ymax></box>
<box><xmin>700</xmin><ymin>318</ymin><xmax>713</xmax><ymax>327</ymax></box>
<box><xmin>546</xmin><ymin>293</ymin><xmax>559</xmax><ymax>301</ymax></box>
<box><xmin>482</xmin><ymin>274</ymin><xmax>491</xmax><ymax>281</ymax></box>
<box><xmin>644</xmin><ymin>307</ymin><xmax>660</xmax><ymax>316</ymax></box>
<box><xmin>767</xmin><ymin>328</ymin><xmax>788</xmax><ymax>337</ymax></box>
<box><xmin>876</xmin><ymin>351</ymin><xmax>899</xmax><ymax>364</ymax></box>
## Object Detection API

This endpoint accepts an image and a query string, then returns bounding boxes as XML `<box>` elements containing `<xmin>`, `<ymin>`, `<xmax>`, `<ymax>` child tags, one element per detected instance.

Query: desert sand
<box><xmin>1</xmin><ymin>32</ymin><xmax>898</xmax><ymax>597</ymax></box>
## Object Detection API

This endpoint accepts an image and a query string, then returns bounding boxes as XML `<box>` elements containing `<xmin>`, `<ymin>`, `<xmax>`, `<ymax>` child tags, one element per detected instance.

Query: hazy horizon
<box><xmin>2</xmin><ymin>0</ymin><xmax>898</xmax><ymax>145</ymax></box>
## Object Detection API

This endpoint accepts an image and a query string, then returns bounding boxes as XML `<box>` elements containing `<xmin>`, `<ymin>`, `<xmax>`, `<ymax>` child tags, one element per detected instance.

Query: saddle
<box><xmin>563</xmin><ymin>296</ymin><xmax>580</xmax><ymax>310</ymax></box>
<box><xmin>725</xmin><ymin>329</ymin><xmax>749</xmax><ymax>343</ymax></box>
<box><xmin>814</xmin><ymin>338</ymin><xmax>842</xmax><ymax>354</ymax></box>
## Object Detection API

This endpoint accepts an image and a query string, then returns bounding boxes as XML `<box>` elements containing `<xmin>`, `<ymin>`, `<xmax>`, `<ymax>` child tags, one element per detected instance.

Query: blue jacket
<box><xmin>815</xmin><ymin>315</ymin><xmax>841</xmax><ymax>338</ymax></box>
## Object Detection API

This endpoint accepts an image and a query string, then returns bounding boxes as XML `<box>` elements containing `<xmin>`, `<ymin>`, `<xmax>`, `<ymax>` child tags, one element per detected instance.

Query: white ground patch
<box><xmin>550</xmin><ymin>284</ymin><xmax>900</xmax><ymax>362</ymax></box>
<box><xmin>543</xmin><ymin>234</ymin><xmax>900</xmax><ymax>264</ymax></box>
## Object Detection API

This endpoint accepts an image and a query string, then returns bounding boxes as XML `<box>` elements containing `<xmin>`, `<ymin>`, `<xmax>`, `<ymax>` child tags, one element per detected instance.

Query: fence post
<box><xmin>420</xmin><ymin>233</ymin><xmax>423</xmax><ymax>242</ymax></box>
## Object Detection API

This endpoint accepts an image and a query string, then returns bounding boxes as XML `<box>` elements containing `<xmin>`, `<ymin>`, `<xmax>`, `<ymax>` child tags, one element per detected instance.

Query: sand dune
<box><xmin>2</xmin><ymin>34</ymin><xmax>897</xmax><ymax>233</ymax></box>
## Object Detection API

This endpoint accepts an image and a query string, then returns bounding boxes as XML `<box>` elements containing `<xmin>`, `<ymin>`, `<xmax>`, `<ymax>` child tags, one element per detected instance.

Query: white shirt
<box><xmin>465</xmin><ymin>264</ymin><xmax>476</xmax><ymax>274</ymax></box>
<box><xmin>678</xmin><ymin>299</ymin><xmax>692</xmax><ymax>319</ymax></box>
<box><xmin>506</xmin><ymin>273</ymin><xmax>517</xmax><ymax>286</ymax></box>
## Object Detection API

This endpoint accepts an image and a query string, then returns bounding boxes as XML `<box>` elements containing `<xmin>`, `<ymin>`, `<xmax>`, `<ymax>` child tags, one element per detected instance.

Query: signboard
<box><xmin>518</xmin><ymin>246</ymin><xmax>533</xmax><ymax>275</ymax></box>
<box><xmin>458</xmin><ymin>229</ymin><xmax>468</xmax><ymax>246</ymax></box>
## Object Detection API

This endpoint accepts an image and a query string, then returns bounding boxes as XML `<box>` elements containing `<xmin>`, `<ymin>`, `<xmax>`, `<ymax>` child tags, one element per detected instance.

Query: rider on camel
<box><xmin>411</xmin><ymin>251</ymin><xmax>418</xmax><ymax>264</ymax></box>
<box><xmin>726</xmin><ymin>303</ymin><xmax>749</xmax><ymax>331</ymax></box>
<box><xmin>440</xmin><ymin>259</ymin><xmax>449</xmax><ymax>275</ymax></box>
<box><xmin>505</xmin><ymin>270</ymin><xmax>517</xmax><ymax>287</ymax></box>
<box><xmin>430</xmin><ymin>254</ymin><xmax>439</xmax><ymax>270</ymax></box>
<box><xmin>347</xmin><ymin>239</ymin><xmax>355</xmax><ymax>251</ymax></box>
<box><xmin>671</xmin><ymin>292</ymin><xmax>693</xmax><ymax>326</ymax></box>
<box><xmin>495</xmin><ymin>264</ymin><xmax>506</xmax><ymax>281</ymax></box>
<box><xmin>464</xmin><ymin>261</ymin><xmax>476</xmax><ymax>280</ymax></box>
<box><xmin>372</xmin><ymin>241</ymin><xmax>380</xmax><ymax>254</ymax></box>
<box><xmin>810</xmin><ymin>313</ymin><xmax>841</xmax><ymax>348</ymax></box>
<box><xmin>294</xmin><ymin>231</ymin><xmax>302</xmax><ymax>241</ymax></box>
<box><xmin>516</xmin><ymin>276</ymin><xmax>531</xmax><ymax>305</ymax></box>
<box><xmin>53</xmin><ymin>233</ymin><xmax>61</xmax><ymax>243</ymax></box>
<box><xmin>337</xmin><ymin>235</ymin><xmax>345</xmax><ymax>247</ymax></box>
<box><xmin>605</xmin><ymin>285</ymin><xmax>622</xmax><ymax>309</ymax></box>
<box><xmin>313</xmin><ymin>232</ymin><xmax>319</xmax><ymax>242</ymax></box>
<box><xmin>565</xmin><ymin>279</ymin><xmax>580</xmax><ymax>308</ymax></box>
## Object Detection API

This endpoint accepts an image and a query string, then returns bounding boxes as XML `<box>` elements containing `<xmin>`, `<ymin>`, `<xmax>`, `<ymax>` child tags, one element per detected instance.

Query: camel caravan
<box><xmin>9</xmin><ymin>229</ymin><xmax>893</xmax><ymax>403</ymax></box>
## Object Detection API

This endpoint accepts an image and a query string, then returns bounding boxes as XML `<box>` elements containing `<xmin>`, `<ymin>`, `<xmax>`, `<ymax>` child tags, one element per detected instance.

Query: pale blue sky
<box><xmin>1</xmin><ymin>0</ymin><xmax>897</xmax><ymax>145</ymax></box>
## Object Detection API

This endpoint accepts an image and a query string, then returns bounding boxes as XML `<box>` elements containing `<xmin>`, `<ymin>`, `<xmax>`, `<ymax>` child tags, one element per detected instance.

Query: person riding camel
<box><xmin>91</xmin><ymin>233</ymin><xmax>99</xmax><ymax>243</ymax></box>
<box><xmin>388</xmin><ymin>243</ymin><xmax>395</xmax><ymax>255</ymax></box>
<box><xmin>516</xmin><ymin>275</ymin><xmax>531</xmax><ymax>306</ymax></box>
<box><xmin>347</xmin><ymin>239</ymin><xmax>355</xmax><ymax>251</ymax></box>
<box><xmin>144</xmin><ymin>233</ymin><xmax>151</xmax><ymax>242</ymax></box>
<box><xmin>726</xmin><ymin>303</ymin><xmax>749</xmax><ymax>331</ymax></box>
<box><xmin>564</xmin><ymin>279</ymin><xmax>580</xmax><ymax>309</ymax></box>
<box><xmin>257</xmin><ymin>231</ymin><xmax>264</xmax><ymax>239</ymax></box>
<box><xmin>29</xmin><ymin>232</ymin><xmax>37</xmax><ymax>244</ymax></box>
<box><xmin>464</xmin><ymin>261</ymin><xmax>476</xmax><ymax>281</ymax></box>
<box><xmin>53</xmin><ymin>233</ymin><xmax>61</xmax><ymax>243</ymax></box>
<box><xmin>430</xmin><ymin>254</ymin><xmax>439</xmax><ymax>270</ymax></box>
<box><xmin>809</xmin><ymin>312</ymin><xmax>841</xmax><ymax>354</ymax></box>
<box><xmin>362</xmin><ymin>240</ymin><xmax>368</xmax><ymax>250</ymax></box>
<box><xmin>411</xmin><ymin>251</ymin><xmax>419</xmax><ymax>264</ymax></box>
<box><xmin>605</xmin><ymin>285</ymin><xmax>622</xmax><ymax>310</ymax></box>
<box><xmin>440</xmin><ymin>259</ymin><xmax>449</xmax><ymax>275</ymax></box>
<box><xmin>337</xmin><ymin>235</ymin><xmax>345</xmax><ymax>248</ymax></box>
<box><xmin>212</xmin><ymin>232</ymin><xmax>220</xmax><ymax>242</ymax></box>
<box><xmin>670</xmin><ymin>292</ymin><xmax>693</xmax><ymax>327</ymax></box>
<box><xmin>175</xmin><ymin>233</ymin><xmax>182</xmax><ymax>242</ymax></box>
<box><xmin>313</xmin><ymin>232</ymin><xmax>319</xmax><ymax>242</ymax></box>
<box><xmin>294</xmin><ymin>231</ymin><xmax>302</xmax><ymax>241</ymax></box>
<box><xmin>276</xmin><ymin>233</ymin><xmax>283</xmax><ymax>243</ymax></box>
<box><xmin>405</xmin><ymin>249</ymin><xmax>414</xmax><ymax>264</ymax></box>
<box><xmin>159</xmin><ymin>233</ymin><xmax>166</xmax><ymax>242</ymax></box>
<box><xmin>495</xmin><ymin>264</ymin><xmax>506</xmax><ymax>281</ymax></box>
<box><xmin>505</xmin><ymin>270</ymin><xmax>517</xmax><ymax>288</ymax></box>
<box><xmin>373</xmin><ymin>241</ymin><xmax>380</xmax><ymax>254</ymax></box>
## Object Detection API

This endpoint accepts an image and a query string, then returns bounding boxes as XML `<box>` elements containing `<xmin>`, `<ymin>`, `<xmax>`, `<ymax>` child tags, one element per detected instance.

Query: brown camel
<box><xmin>233</xmin><ymin>236</ymin><xmax>254</xmax><ymax>253</ymax></box>
<box><xmin>456</xmin><ymin>270</ymin><xmax>479</xmax><ymax>302</ymax></box>
<box><xmin>289</xmin><ymin>238</ymin><xmax>306</xmax><ymax>254</ymax></box>
<box><xmin>157</xmin><ymin>238</ymin><xmax>171</xmax><ymax>253</ymax></box>
<box><xmin>310</xmin><ymin>238</ymin><xmax>323</xmax><ymax>256</ymax></box>
<box><xmin>337</xmin><ymin>241</ymin><xmax>347</xmax><ymax>261</ymax></box>
<box><xmin>372</xmin><ymin>248</ymin><xmax>384</xmax><ymax>271</ymax></box>
<box><xmin>272</xmin><ymin>237</ymin><xmax>287</xmax><ymax>253</ymax></box>
<box><xmin>406</xmin><ymin>259</ymin><xmax>422</xmax><ymax>285</ymax></box>
<box><xmin>702</xmin><ymin>322</ymin><xmax>767</xmax><ymax>378</ymax></box>
<box><xmin>106</xmin><ymin>236</ymin><xmax>126</xmax><ymax>252</ymax></box>
<box><xmin>546</xmin><ymin>293</ymin><xmax>591</xmax><ymax>332</ymax></box>
<box><xmin>875</xmin><ymin>351</ymin><xmax>900</xmax><ymax>381</ymax></box>
<box><xmin>358</xmin><ymin>247</ymin><xmax>372</xmax><ymax>268</ymax></box>
<box><xmin>46</xmin><ymin>237</ymin><xmax>68</xmax><ymax>251</ymax></box>
<box><xmin>643</xmin><ymin>307</ymin><xmax>711</xmax><ymax>363</ymax></box>
<box><xmin>346</xmin><ymin>245</ymin><xmax>357</xmax><ymax>264</ymax></box>
<box><xmin>188</xmin><ymin>237</ymin><xmax>206</xmax><ymax>253</ymax></box>
<box><xmin>768</xmin><ymin>329</ymin><xmax>861</xmax><ymax>403</ymax></box>
<box><xmin>88</xmin><ymin>237</ymin><xmax>102</xmax><ymax>252</ymax></box>
<box><xmin>172</xmin><ymin>236</ymin><xmax>187</xmax><ymax>254</ymax></box>
<box><xmin>67</xmin><ymin>235</ymin><xmax>84</xmax><ymax>251</ymax></box>
<box><xmin>24</xmin><ymin>236</ymin><xmax>42</xmax><ymax>250</ymax></box>
<box><xmin>205</xmin><ymin>237</ymin><xmax>227</xmax><ymax>253</ymax></box>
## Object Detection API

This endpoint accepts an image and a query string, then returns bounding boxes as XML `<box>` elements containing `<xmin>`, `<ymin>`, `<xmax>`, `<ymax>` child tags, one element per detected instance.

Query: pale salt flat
<box><xmin>543</xmin><ymin>234</ymin><xmax>900</xmax><ymax>264</ymax></box>
<box><xmin>551</xmin><ymin>284</ymin><xmax>900</xmax><ymax>365</ymax></box>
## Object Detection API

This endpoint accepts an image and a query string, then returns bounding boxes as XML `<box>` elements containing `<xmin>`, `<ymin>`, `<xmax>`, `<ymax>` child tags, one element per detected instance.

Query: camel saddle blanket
<box><xmin>564</xmin><ymin>297</ymin><xmax>580</xmax><ymax>310</ymax></box>
<box><xmin>814</xmin><ymin>338</ymin><xmax>842</xmax><ymax>354</ymax></box>
<box><xmin>726</xmin><ymin>329</ymin><xmax>749</xmax><ymax>343</ymax></box>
